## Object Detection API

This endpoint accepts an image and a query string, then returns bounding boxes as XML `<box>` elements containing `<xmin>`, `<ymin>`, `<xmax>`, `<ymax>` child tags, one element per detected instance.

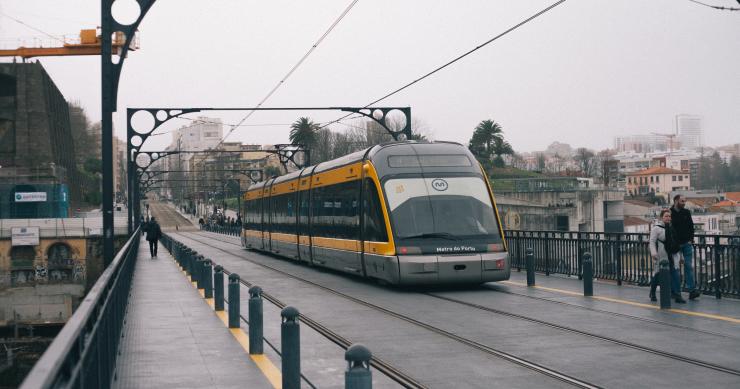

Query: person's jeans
<box><xmin>149</xmin><ymin>240</ymin><xmax>158</xmax><ymax>257</ymax></box>
<box><xmin>671</xmin><ymin>268</ymin><xmax>682</xmax><ymax>295</ymax></box>
<box><xmin>680</xmin><ymin>243</ymin><xmax>695</xmax><ymax>290</ymax></box>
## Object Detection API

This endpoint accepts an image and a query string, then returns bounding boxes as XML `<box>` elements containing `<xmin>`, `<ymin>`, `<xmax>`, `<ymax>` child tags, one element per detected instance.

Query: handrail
<box><xmin>21</xmin><ymin>227</ymin><xmax>141</xmax><ymax>389</ymax></box>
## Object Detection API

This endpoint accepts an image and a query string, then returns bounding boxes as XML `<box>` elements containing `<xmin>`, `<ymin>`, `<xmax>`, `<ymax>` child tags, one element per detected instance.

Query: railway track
<box><xmin>179</xmin><ymin>230</ymin><xmax>740</xmax><ymax>380</ymax></box>
<box><xmin>176</xmin><ymin>231</ymin><xmax>604</xmax><ymax>388</ymax></box>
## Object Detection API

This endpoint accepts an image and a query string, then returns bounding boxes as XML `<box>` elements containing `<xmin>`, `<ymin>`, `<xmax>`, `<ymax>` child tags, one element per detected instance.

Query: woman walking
<box><xmin>649</xmin><ymin>209</ymin><xmax>686</xmax><ymax>303</ymax></box>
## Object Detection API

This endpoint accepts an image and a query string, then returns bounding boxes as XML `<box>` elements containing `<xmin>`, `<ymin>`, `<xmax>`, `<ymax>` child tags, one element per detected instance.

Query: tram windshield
<box><xmin>383</xmin><ymin>176</ymin><xmax>502</xmax><ymax>243</ymax></box>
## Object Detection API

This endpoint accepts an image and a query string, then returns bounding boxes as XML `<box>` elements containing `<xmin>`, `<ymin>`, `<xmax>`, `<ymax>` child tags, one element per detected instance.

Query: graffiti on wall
<box><xmin>34</xmin><ymin>264</ymin><xmax>48</xmax><ymax>282</ymax></box>
<box><xmin>73</xmin><ymin>261</ymin><xmax>86</xmax><ymax>282</ymax></box>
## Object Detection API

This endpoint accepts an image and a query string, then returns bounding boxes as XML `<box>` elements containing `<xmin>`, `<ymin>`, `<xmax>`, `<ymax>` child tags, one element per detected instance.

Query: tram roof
<box><xmin>246</xmin><ymin>141</ymin><xmax>471</xmax><ymax>192</ymax></box>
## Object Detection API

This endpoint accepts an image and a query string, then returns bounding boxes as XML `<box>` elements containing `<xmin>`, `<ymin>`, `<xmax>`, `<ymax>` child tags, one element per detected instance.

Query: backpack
<box><xmin>657</xmin><ymin>224</ymin><xmax>681</xmax><ymax>255</ymax></box>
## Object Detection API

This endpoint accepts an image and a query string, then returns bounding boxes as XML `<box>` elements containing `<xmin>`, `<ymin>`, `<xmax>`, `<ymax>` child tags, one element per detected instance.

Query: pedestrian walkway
<box><xmin>113</xmin><ymin>238</ymin><xmax>273</xmax><ymax>389</ymax></box>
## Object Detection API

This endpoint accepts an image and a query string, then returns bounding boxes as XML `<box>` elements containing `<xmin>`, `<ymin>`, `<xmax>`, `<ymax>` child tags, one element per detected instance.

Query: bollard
<box><xmin>185</xmin><ymin>249</ymin><xmax>194</xmax><ymax>276</ymax></box>
<box><xmin>228</xmin><ymin>273</ymin><xmax>240</xmax><ymax>328</ymax></box>
<box><xmin>214</xmin><ymin>265</ymin><xmax>224</xmax><ymax>311</ymax></box>
<box><xmin>345</xmin><ymin>344</ymin><xmax>372</xmax><ymax>389</ymax></box>
<box><xmin>582</xmin><ymin>252</ymin><xmax>593</xmax><ymax>297</ymax></box>
<box><xmin>194</xmin><ymin>255</ymin><xmax>204</xmax><ymax>289</ymax></box>
<box><xmin>659</xmin><ymin>260</ymin><xmax>671</xmax><ymax>309</ymax></box>
<box><xmin>248</xmin><ymin>286</ymin><xmax>263</xmax><ymax>355</ymax></box>
<box><xmin>281</xmin><ymin>306</ymin><xmax>301</xmax><ymax>389</ymax></box>
<box><xmin>525</xmin><ymin>247</ymin><xmax>535</xmax><ymax>286</ymax></box>
<box><xmin>203</xmin><ymin>259</ymin><xmax>213</xmax><ymax>299</ymax></box>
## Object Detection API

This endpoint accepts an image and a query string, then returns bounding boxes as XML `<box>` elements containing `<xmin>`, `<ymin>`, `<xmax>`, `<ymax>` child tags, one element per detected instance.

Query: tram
<box><xmin>241</xmin><ymin>141</ymin><xmax>510</xmax><ymax>285</ymax></box>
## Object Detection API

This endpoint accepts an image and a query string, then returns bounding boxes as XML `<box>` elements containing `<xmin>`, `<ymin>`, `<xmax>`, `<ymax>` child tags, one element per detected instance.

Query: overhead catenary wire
<box><xmin>216</xmin><ymin>0</ymin><xmax>361</xmax><ymax>147</ymax></box>
<box><xmin>686</xmin><ymin>0</ymin><xmax>740</xmax><ymax>11</ymax></box>
<box><xmin>0</xmin><ymin>11</ymin><xmax>66</xmax><ymax>43</ymax></box>
<box><xmin>318</xmin><ymin>0</ymin><xmax>569</xmax><ymax>130</ymax></box>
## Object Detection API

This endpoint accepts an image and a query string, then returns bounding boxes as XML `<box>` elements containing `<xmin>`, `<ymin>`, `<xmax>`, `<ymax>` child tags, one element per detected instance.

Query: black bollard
<box><xmin>281</xmin><ymin>306</ymin><xmax>301</xmax><ymax>389</ymax></box>
<box><xmin>203</xmin><ymin>259</ymin><xmax>213</xmax><ymax>299</ymax></box>
<box><xmin>345</xmin><ymin>344</ymin><xmax>372</xmax><ymax>389</ymax></box>
<box><xmin>194</xmin><ymin>255</ymin><xmax>204</xmax><ymax>289</ymax></box>
<box><xmin>228</xmin><ymin>273</ymin><xmax>240</xmax><ymax>328</ymax></box>
<box><xmin>659</xmin><ymin>260</ymin><xmax>671</xmax><ymax>309</ymax></box>
<box><xmin>248</xmin><ymin>286</ymin><xmax>263</xmax><ymax>355</ymax></box>
<box><xmin>214</xmin><ymin>265</ymin><xmax>224</xmax><ymax>311</ymax></box>
<box><xmin>583</xmin><ymin>252</ymin><xmax>593</xmax><ymax>297</ymax></box>
<box><xmin>525</xmin><ymin>247</ymin><xmax>535</xmax><ymax>286</ymax></box>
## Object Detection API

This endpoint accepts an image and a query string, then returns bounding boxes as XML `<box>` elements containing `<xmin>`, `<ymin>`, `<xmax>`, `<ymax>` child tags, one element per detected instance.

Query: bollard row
<box><xmin>170</xmin><ymin>239</ymin><xmax>374</xmax><ymax>388</ymax></box>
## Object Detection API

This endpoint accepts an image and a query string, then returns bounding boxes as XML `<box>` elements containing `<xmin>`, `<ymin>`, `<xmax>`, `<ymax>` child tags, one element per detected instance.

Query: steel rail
<box><xmin>177</xmin><ymin>231</ymin><xmax>601</xmax><ymax>389</ymax></box>
<box><xmin>199</xmin><ymin>230</ymin><xmax>740</xmax><ymax>375</ymax></box>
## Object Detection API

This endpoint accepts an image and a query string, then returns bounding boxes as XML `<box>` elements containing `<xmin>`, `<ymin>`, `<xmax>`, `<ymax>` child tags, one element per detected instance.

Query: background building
<box><xmin>0</xmin><ymin>62</ymin><xmax>81</xmax><ymax>216</ymax></box>
<box><xmin>676</xmin><ymin>114</ymin><xmax>703</xmax><ymax>150</ymax></box>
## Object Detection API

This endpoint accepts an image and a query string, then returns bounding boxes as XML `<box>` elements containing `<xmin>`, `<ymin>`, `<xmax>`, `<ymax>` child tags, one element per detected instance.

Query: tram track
<box><xmin>176</xmin><ymin>231</ymin><xmax>605</xmax><ymax>388</ymax></box>
<box><xmin>181</xmin><ymin>230</ymin><xmax>740</xmax><ymax>380</ymax></box>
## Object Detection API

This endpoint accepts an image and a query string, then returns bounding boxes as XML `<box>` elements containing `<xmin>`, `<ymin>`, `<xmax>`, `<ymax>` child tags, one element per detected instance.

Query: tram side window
<box><xmin>310</xmin><ymin>180</ymin><xmax>360</xmax><ymax>239</ymax></box>
<box><xmin>363</xmin><ymin>179</ymin><xmax>388</xmax><ymax>242</ymax></box>
<box><xmin>245</xmin><ymin>198</ymin><xmax>260</xmax><ymax>230</ymax></box>
<box><xmin>298</xmin><ymin>190</ymin><xmax>309</xmax><ymax>236</ymax></box>
<box><xmin>270</xmin><ymin>193</ymin><xmax>296</xmax><ymax>234</ymax></box>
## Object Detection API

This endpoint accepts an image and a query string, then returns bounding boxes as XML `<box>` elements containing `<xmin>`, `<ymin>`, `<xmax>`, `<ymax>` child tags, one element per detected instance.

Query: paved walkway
<box><xmin>113</xmin><ymin>238</ymin><xmax>273</xmax><ymax>389</ymax></box>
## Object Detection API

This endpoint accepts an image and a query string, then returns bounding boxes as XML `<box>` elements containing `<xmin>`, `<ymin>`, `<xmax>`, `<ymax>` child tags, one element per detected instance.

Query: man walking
<box><xmin>146</xmin><ymin>216</ymin><xmax>162</xmax><ymax>258</ymax></box>
<box><xmin>671</xmin><ymin>195</ymin><xmax>700</xmax><ymax>300</ymax></box>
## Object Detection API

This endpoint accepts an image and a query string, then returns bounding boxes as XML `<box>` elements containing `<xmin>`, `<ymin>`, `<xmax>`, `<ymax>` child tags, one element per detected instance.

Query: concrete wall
<box><xmin>495</xmin><ymin>189</ymin><xmax>625</xmax><ymax>232</ymax></box>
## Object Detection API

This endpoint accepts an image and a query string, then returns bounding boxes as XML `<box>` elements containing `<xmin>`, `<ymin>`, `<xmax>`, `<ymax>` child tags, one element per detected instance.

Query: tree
<box><xmin>263</xmin><ymin>165</ymin><xmax>282</xmax><ymax>178</ymax></box>
<box><xmin>468</xmin><ymin>119</ymin><xmax>512</xmax><ymax>169</ymax></box>
<box><xmin>289</xmin><ymin>117</ymin><xmax>319</xmax><ymax>149</ymax></box>
<box><xmin>536</xmin><ymin>153</ymin><xmax>546</xmax><ymax>172</ymax></box>
<box><xmin>574</xmin><ymin>147</ymin><xmax>596</xmax><ymax>177</ymax></box>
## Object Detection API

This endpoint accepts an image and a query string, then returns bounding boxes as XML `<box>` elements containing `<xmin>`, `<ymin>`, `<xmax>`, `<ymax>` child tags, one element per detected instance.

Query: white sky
<box><xmin>1</xmin><ymin>0</ymin><xmax>738</xmax><ymax>153</ymax></box>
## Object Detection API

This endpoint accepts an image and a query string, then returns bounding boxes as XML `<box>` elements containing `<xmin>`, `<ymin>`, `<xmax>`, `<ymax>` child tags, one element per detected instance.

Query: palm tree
<box><xmin>468</xmin><ymin>119</ymin><xmax>510</xmax><ymax>167</ymax></box>
<box><xmin>289</xmin><ymin>117</ymin><xmax>319</xmax><ymax>148</ymax></box>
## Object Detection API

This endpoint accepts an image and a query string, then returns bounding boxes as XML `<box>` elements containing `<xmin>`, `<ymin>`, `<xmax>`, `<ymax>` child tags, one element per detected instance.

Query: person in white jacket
<box><xmin>649</xmin><ymin>209</ymin><xmax>686</xmax><ymax>303</ymax></box>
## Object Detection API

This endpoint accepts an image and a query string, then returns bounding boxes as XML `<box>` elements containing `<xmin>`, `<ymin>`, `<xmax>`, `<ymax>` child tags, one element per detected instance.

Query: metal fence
<box><xmin>197</xmin><ymin>225</ymin><xmax>740</xmax><ymax>299</ymax></box>
<box><xmin>20</xmin><ymin>227</ymin><xmax>141</xmax><ymax>389</ymax></box>
<box><xmin>505</xmin><ymin>230</ymin><xmax>740</xmax><ymax>298</ymax></box>
<box><xmin>200</xmin><ymin>223</ymin><xmax>241</xmax><ymax>236</ymax></box>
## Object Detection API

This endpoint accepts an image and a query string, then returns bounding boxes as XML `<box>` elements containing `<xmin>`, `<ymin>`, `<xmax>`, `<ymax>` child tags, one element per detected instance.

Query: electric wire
<box><xmin>0</xmin><ymin>11</ymin><xmax>66</xmax><ymax>43</ymax></box>
<box><xmin>217</xmin><ymin>0</ymin><xmax>360</xmax><ymax>146</ymax></box>
<box><xmin>318</xmin><ymin>0</ymin><xmax>568</xmax><ymax>130</ymax></box>
<box><xmin>686</xmin><ymin>0</ymin><xmax>740</xmax><ymax>10</ymax></box>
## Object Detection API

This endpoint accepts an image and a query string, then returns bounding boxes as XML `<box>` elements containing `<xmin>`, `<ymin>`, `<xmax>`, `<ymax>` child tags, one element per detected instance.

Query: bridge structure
<box><xmin>19</xmin><ymin>201</ymin><xmax>740</xmax><ymax>388</ymax></box>
<box><xmin>16</xmin><ymin>2</ymin><xmax>739</xmax><ymax>387</ymax></box>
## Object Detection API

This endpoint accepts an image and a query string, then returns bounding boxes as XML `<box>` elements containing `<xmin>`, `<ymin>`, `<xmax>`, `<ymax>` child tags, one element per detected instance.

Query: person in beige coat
<box><xmin>649</xmin><ymin>209</ymin><xmax>685</xmax><ymax>303</ymax></box>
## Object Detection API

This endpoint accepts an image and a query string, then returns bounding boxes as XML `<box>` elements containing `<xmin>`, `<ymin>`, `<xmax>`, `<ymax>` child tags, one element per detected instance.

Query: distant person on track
<box><xmin>649</xmin><ymin>209</ymin><xmax>685</xmax><ymax>303</ymax></box>
<box><xmin>671</xmin><ymin>195</ymin><xmax>700</xmax><ymax>300</ymax></box>
<box><xmin>146</xmin><ymin>217</ymin><xmax>162</xmax><ymax>258</ymax></box>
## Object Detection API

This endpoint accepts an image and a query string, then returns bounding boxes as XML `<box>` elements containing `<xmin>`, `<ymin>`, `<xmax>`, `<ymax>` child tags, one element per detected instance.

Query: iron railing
<box><xmin>505</xmin><ymin>230</ymin><xmax>740</xmax><ymax>298</ymax></box>
<box><xmin>20</xmin><ymin>227</ymin><xmax>141</xmax><ymax>389</ymax></box>
<box><xmin>200</xmin><ymin>223</ymin><xmax>241</xmax><ymax>236</ymax></box>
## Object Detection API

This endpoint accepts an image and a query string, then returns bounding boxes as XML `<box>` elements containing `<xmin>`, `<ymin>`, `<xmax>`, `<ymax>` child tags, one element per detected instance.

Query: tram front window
<box><xmin>383</xmin><ymin>176</ymin><xmax>502</xmax><ymax>244</ymax></box>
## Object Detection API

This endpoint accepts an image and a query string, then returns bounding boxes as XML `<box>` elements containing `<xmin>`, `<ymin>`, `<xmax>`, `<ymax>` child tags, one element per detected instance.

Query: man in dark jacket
<box><xmin>146</xmin><ymin>217</ymin><xmax>162</xmax><ymax>258</ymax></box>
<box><xmin>671</xmin><ymin>195</ymin><xmax>700</xmax><ymax>300</ymax></box>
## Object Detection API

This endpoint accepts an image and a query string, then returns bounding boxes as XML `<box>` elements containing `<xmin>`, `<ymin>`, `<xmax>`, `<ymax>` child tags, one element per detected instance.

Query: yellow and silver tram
<box><xmin>241</xmin><ymin>141</ymin><xmax>510</xmax><ymax>285</ymax></box>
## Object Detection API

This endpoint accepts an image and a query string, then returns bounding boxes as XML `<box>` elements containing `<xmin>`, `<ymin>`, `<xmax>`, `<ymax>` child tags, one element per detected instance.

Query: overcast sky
<box><xmin>1</xmin><ymin>0</ymin><xmax>738</xmax><ymax>153</ymax></box>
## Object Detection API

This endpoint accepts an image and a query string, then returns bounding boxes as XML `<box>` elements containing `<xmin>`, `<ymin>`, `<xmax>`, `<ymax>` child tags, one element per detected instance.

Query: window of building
<box><xmin>656</xmin><ymin>176</ymin><xmax>660</xmax><ymax>183</ymax></box>
<box><xmin>672</xmin><ymin>176</ymin><xmax>676</xmax><ymax>181</ymax></box>
<box><xmin>650</xmin><ymin>176</ymin><xmax>654</xmax><ymax>183</ymax></box>
<box><xmin>678</xmin><ymin>175</ymin><xmax>683</xmax><ymax>181</ymax></box>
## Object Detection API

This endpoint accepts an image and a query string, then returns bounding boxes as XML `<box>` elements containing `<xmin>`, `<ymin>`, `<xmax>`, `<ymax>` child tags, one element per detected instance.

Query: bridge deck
<box><xmin>113</xmin><ymin>237</ymin><xmax>273</xmax><ymax>389</ymax></box>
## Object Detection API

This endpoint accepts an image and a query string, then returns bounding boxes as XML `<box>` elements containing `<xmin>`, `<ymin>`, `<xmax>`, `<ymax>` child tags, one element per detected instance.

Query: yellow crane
<box><xmin>0</xmin><ymin>29</ymin><xmax>139</xmax><ymax>60</ymax></box>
